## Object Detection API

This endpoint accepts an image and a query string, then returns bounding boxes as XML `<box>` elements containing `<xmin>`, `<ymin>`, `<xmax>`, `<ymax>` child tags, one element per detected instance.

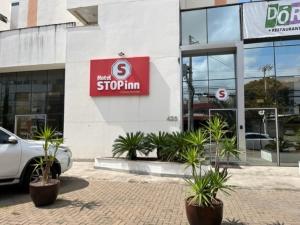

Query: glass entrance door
<box><xmin>245</xmin><ymin>108</ymin><xmax>279</xmax><ymax>166</ymax></box>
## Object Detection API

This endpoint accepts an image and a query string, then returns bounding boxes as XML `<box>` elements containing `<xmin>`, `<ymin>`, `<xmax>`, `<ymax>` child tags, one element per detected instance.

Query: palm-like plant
<box><xmin>145</xmin><ymin>132</ymin><xmax>169</xmax><ymax>160</ymax></box>
<box><xmin>182</xmin><ymin>147</ymin><xmax>202</xmax><ymax>178</ymax></box>
<box><xmin>184</xmin><ymin>129</ymin><xmax>208</xmax><ymax>176</ymax></box>
<box><xmin>162</xmin><ymin>131</ymin><xmax>189</xmax><ymax>162</ymax></box>
<box><xmin>206</xmin><ymin>116</ymin><xmax>227</xmax><ymax>172</ymax></box>
<box><xmin>185</xmin><ymin>129</ymin><xmax>208</xmax><ymax>156</ymax></box>
<box><xmin>112</xmin><ymin>132</ymin><xmax>148</xmax><ymax>160</ymax></box>
<box><xmin>186</xmin><ymin>169</ymin><xmax>232</xmax><ymax>207</ymax></box>
<box><xmin>221</xmin><ymin>137</ymin><xmax>240</xmax><ymax>165</ymax></box>
<box><xmin>35</xmin><ymin>126</ymin><xmax>60</xmax><ymax>184</ymax></box>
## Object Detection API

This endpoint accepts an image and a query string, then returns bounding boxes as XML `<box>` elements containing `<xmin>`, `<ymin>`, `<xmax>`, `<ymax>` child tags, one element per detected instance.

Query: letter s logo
<box><xmin>215</xmin><ymin>88</ymin><xmax>228</xmax><ymax>101</ymax></box>
<box><xmin>117</xmin><ymin>63</ymin><xmax>126</xmax><ymax>76</ymax></box>
<box><xmin>219</xmin><ymin>90</ymin><xmax>225</xmax><ymax>98</ymax></box>
<box><xmin>112</xmin><ymin>60</ymin><xmax>132</xmax><ymax>80</ymax></box>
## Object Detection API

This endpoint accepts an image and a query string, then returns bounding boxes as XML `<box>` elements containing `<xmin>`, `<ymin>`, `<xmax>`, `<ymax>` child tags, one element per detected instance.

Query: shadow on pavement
<box><xmin>40</xmin><ymin>198</ymin><xmax>102</xmax><ymax>210</ymax></box>
<box><xmin>266</xmin><ymin>222</ymin><xmax>285</xmax><ymax>225</ymax></box>
<box><xmin>0</xmin><ymin>176</ymin><xmax>89</xmax><ymax>207</ymax></box>
<box><xmin>222</xmin><ymin>218</ymin><xmax>247</xmax><ymax>225</ymax></box>
<box><xmin>222</xmin><ymin>218</ymin><xmax>286</xmax><ymax>225</ymax></box>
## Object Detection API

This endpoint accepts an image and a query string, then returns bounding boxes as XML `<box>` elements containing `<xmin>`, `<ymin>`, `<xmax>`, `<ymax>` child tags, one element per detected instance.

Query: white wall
<box><xmin>0</xmin><ymin>0</ymin><xmax>11</xmax><ymax>31</ymax></box>
<box><xmin>0</xmin><ymin>23</ymin><xmax>68</xmax><ymax>71</ymax></box>
<box><xmin>37</xmin><ymin>0</ymin><xmax>81</xmax><ymax>26</ymax></box>
<box><xmin>65</xmin><ymin>0</ymin><xmax>181</xmax><ymax>159</ymax></box>
<box><xmin>16</xmin><ymin>0</ymin><xmax>27</xmax><ymax>28</ymax></box>
<box><xmin>17</xmin><ymin>0</ymin><xmax>81</xmax><ymax>28</ymax></box>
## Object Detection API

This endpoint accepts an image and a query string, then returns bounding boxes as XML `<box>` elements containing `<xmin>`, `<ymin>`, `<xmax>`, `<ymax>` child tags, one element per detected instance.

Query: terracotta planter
<box><xmin>185</xmin><ymin>197</ymin><xmax>223</xmax><ymax>225</ymax></box>
<box><xmin>29</xmin><ymin>179</ymin><xmax>60</xmax><ymax>207</ymax></box>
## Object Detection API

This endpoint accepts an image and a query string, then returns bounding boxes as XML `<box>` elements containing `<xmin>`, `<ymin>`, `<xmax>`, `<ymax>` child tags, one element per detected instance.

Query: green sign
<box><xmin>265</xmin><ymin>3</ymin><xmax>300</xmax><ymax>28</ymax></box>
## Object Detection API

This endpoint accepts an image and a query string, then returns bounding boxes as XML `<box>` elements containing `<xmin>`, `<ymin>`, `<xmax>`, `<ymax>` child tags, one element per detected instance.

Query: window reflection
<box><xmin>181</xmin><ymin>10</ymin><xmax>207</xmax><ymax>45</ymax></box>
<box><xmin>181</xmin><ymin>5</ymin><xmax>240</xmax><ymax>45</ymax></box>
<box><xmin>244</xmin><ymin>42</ymin><xmax>274</xmax><ymax>49</ymax></box>
<box><xmin>244</xmin><ymin>41</ymin><xmax>300</xmax><ymax>165</ymax></box>
<box><xmin>208</xmin><ymin>54</ymin><xmax>235</xmax><ymax>79</ymax></box>
<box><xmin>244</xmin><ymin>47</ymin><xmax>275</xmax><ymax>78</ymax></box>
<box><xmin>209</xmin><ymin>79</ymin><xmax>236</xmax><ymax>92</ymax></box>
<box><xmin>244</xmin><ymin>77</ymin><xmax>277</xmax><ymax>108</ymax></box>
<box><xmin>207</xmin><ymin>6</ymin><xmax>240</xmax><ymax>43</ymax></box>
<box><xmin>182</xmin><ymin>54</ymin><xmax>236</xmax><ymax>130</ymax></box>
<box><xmin>276</xmin><ymin>76</ymin><xmax>300</xmax><ymax>110</ymax></box>
<box><xmin>192</xmin><ymin>56</ymin><xmax>208</xmax><ymax>80</ymax></box>
<box><xmin>275</xmin><ymin>46</ymin><xmax>300</xmax><ymax>77</ymax></box>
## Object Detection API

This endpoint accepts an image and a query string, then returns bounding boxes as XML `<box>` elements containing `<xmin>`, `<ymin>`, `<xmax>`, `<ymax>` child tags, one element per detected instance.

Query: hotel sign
<box><xmin>243</xmin><ymin>0</ymin><xmax>300</xmax><ymax>39</ymax></box>
<box><xmin>90</xmin><ymin>57</ymin><xmax>149</xmax><ymax>96</ymax></box>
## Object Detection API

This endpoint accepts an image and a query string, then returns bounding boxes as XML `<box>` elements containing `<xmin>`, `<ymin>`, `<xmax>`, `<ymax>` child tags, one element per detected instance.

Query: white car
<box><xmin>246</xmin><ymin>132</ymin><xmax>274</xmax><ymax>150</ymax></box>
<box><xmin>0</xmin><ymin>127</ymin><xmax>72</xmax><ymax>188</ymax></box>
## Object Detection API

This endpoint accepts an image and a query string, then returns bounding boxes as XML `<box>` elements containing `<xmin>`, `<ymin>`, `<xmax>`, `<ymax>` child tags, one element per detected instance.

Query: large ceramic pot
<box><xmin>185</xmin><ymin>197</ymin><xmax>223</xmax><ymax>225</ymax></box>
<box><xmin>29</xmin><ymin>179</ymin><xmax>60</xmax><ymax>207</ymax></box>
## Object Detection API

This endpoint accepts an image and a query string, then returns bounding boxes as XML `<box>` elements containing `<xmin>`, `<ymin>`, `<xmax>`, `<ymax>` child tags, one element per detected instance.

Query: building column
<box><xmin>236</xmin><ymin>41</ymin><xmax>246</xmax><ymax>162</ymax></box>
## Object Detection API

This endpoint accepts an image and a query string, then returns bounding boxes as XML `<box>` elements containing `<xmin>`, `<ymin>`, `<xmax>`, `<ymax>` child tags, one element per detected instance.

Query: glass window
<box><xmin>48</xmin><ymin>70</ymin><xmax>64</xmax><ymax>114</ymax></box>
<box><xmin>209</xmin><ymin>79</ymin><xmax>236</xmax><ymax>91</ymax></box>
<box><xmin>276</xmin><ymin>76</ymin><xmax>300</xmax><ymax>110</ymax></box>
<box><xmin>244</xmin><ymin>77</ymin><xmax>277</xmax><ymax>107</ymax></box>
<box><xmin>208</xmin><ymin>54</ymin><xmax>235</xmax><ymax>79</ymax></box>
<box><xmin>181</xmin><ymin>10</ymin><xmax>207</xmax><ymax>45</ymax></box>
<box><xmin>47</xmin><ymin>114</ymin><xmax>64</xmax><ymax>132</ymax></box>
<box><xmin>32</xmin><ymin>71</ymin><xmax>47</xmax><ymax>92</ymax></box>
<box><xmin>244</xmin><ymin>42</ymin><xmax>273</xmax><ymax>49</ymax></box>
<box><xmin>15</xmin><ymin>93</ymin><xmax>31</xmax><ymax>114</ymax></box>
<box><xmin>275</xmin><ymin>46</ymin><xmax>300</xmax><ymax>77</ymax></box>
<box><xmin>31</xmin><ymin>93</ymin><xmax>46</xmax><ymax>114</ymax></box>
<box><xmin>194</xmin><ymin>80</ymin><xmax>209</xmax><ymax>97</ymax></box>
<box><xmin>192</xmin><ymin>56</ymin><xmax>208</xmax><ymax>81</ymax></box>
<box><xmin>244</xmin><ymin>47</ymin><xmax>275</xmax><ymax>78</ymax></box>
<box><xmin>16</xmin><ymin>72</ymin><xmax>31</xmax><ymax>92</ymax></box>
<box><xmin>207</xmin><ymin>6</ymin><xmax>240</xmax><ymax>43</ymax></box>
<box><xmin>0</xmin><ymin>70</ymin><xmax>64</xmax><ymax>133</ymax></box>
<box><xmin>15</xmin><ymin>73</ymin><xmax>31</xmax><ymax>114</ymax></box>
<box><xmin>274</xmin><ymin>40</ymin><xmax>300</xmax><ymax>46</ymax></box>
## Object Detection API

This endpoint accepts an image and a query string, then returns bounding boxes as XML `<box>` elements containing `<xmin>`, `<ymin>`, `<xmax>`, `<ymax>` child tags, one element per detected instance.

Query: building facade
<box><xmin>0</xmin><ymin>0</ymin><xmax>299</xmax><ymax>166</ymax></box>
<box><xmin>0</xmin><ymin>0</ymin><xmax>11</xmax><ymax>31</ymax></box>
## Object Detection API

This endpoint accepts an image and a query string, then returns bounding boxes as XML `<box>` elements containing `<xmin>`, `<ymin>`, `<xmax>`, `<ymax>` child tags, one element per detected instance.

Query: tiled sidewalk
<box><xmin>0</xmin><ymin>163</ymin><xmax>299</xmax><ymax>225</ymax></box>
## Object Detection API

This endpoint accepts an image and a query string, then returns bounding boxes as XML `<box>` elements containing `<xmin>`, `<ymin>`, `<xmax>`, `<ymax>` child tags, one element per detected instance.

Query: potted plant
<box><xmin>183</xmin><ymin>116</ymin><xmax>236</xmax><ymax>225</ymax></box>
<box><xmin>29</xmin><ymin>127</ymin><xmax>63</xmax><ymax>207</ymax></box>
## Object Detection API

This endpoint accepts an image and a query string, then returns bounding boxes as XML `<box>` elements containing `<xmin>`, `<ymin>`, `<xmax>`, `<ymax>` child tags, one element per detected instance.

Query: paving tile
<box><xmin>0</xmin><ymin>164</ymin><xmax>299</xmax><ymax>225</ymax></box>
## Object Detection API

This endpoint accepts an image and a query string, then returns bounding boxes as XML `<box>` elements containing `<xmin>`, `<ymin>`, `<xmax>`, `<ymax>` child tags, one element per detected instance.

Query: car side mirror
<box><xmin>8</xmin><ymin>136</ymin><xmax>18</xmax><ymax>144</ymax></box>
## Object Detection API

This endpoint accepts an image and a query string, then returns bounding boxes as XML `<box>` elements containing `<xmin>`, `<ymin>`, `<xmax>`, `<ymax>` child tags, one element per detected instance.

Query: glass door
<box><xmin>245</xmin><ymin>108</ymin><xmax>279</xmax><ymax>166</ymax></box>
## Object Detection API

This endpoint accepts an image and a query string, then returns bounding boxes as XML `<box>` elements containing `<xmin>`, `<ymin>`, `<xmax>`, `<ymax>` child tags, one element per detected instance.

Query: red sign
<box><xmin>90</xmin><ymin>57</ymin><xmax>149</xmax><ymax>96</ymax></box>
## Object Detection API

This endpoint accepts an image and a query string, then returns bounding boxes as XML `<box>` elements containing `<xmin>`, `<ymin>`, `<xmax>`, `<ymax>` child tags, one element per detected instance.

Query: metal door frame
<box><xmin>245</xmin><ymin>108</ymin><xmax>279</xmax><ymax>166</ymax></box>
